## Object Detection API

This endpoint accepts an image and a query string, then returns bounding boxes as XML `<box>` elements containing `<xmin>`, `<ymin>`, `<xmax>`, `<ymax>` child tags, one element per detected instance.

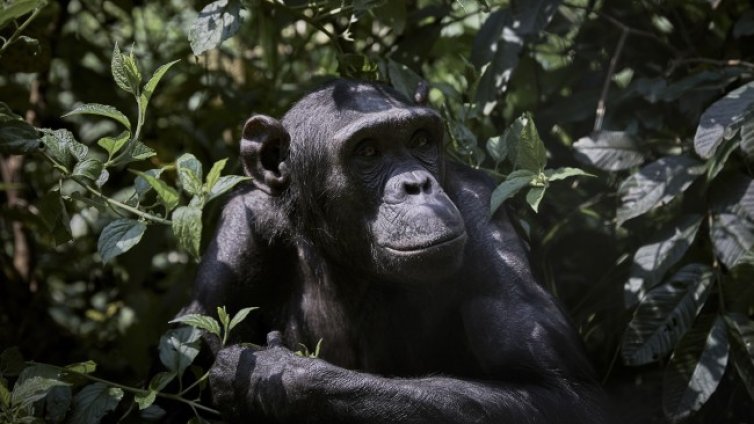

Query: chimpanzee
<box><xmin>180</xmin><ymin>79</ymin><xmax>605</xmax><ymax>423</ymax></box>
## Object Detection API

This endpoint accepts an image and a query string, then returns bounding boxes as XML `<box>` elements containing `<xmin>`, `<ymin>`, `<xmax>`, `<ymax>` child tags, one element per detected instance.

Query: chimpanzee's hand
<box><xmin>208</xmin><ymin>331</ymin><xmax>324</xmax><ymax>422</ymax></box>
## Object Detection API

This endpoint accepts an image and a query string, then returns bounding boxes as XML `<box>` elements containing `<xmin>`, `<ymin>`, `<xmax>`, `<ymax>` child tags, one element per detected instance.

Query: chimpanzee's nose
<box><xmin>402</xmin><ymin>171</ymin><xmax>433</xmax><ymax>196</ymax></box>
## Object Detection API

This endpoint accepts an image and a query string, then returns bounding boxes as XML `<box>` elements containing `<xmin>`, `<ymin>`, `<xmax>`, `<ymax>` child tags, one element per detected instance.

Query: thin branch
<box><xmin>594</xmin><ymin>27</ymin><xmax>628</xmax><ymax>132</ymax></box>
<box><xmin>0</xmin><ymin>7</ymin><xmax>43</xmax><ymax>58</ymax></box>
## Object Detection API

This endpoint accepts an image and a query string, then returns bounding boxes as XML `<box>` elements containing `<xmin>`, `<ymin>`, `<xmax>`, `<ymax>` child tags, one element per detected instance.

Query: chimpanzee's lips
<box><xmin>381</xmin><ymin>230</ymin><xmax>467</xmax><ymax>254</ymax></box>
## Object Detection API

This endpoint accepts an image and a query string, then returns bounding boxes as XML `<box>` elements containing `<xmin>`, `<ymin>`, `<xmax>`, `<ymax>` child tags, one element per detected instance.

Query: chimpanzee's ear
<box><xmin>240</xmin><ymin>115</ymin><xmax>291</xmax><ymax>195</ymax></box>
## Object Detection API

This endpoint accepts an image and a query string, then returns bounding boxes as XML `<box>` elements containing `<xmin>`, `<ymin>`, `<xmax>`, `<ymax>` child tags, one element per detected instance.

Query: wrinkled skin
<box><xmin>180</xmin><ymin>80</ymin><xmax>606</xmax><ymax>423</ymax></box>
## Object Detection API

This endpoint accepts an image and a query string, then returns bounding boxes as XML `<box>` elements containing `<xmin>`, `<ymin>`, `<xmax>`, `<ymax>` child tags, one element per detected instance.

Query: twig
<box><xmin>0</xmin><ymin>7</ymin><xmax>43</xmax><ymax>58</ymax></box>
<box><xmin>594</xmin><ymin>27</ymin><xmax>628</xmax><ymax>132</ymax></box>
<box><xmin>668</xmin><ymin>57</ymin><xmax>754</xmax><ymax>74</ymax></box>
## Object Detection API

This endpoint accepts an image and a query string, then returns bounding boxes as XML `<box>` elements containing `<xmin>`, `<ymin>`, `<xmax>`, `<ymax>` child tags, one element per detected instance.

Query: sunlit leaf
<box><xmin>176</xmin><ymin>153</ymin><xmax>203</xmax><ymax>196</ymax></box>
<box><xmin>229</xmin><ymin>307</ymin><xmax>259</xmax><ymax>331</ymax></box>
<box><xmin>11</xmin><ymin>376</ymin><xmax>67</xmax><ymax>408</ymax></box>
<box><xmin>573</xmin><ymin>131</ymin><xmax>645</xmax><ymax>171</ymax></box>
<box><xmin>204</xmin><ymin>158</ymin><xmax>227</xmax><ymax>192</ymax></box>
<box><xmin>97</xmin><ymin>130</ymin><xmax>130</xmax><ymax>158</ymax></box>
<box><xmin>623</xmin><ymin>264</ymin><xmax>713</xmax><ymax>366</ymax></box>
<box><xmin>525</xmin><ymin>186</ymin><xmax>546</xmax><ymax>212</ymax></box>
<box><xmin>97</xmin><ymin>219</ymin><xmax>147</xmax><ymax>263</ymax></box>
<box><xmin>616</xmin><ymin>155</ymin><xmax>704</xmax><ymax>225</ymax></box>
<box><xmin>709</xmin><ymin>212</ymin><xmax>754</xmax><ymax>268</ymax></box>
<box><xmin>514</xmin><ymin>112</ymin><xmax>547</xmax><ymax>172</ymax></box>
<box><xmin>188</xmin><ymin>0</ymin><xmax>241</xmax><ymax>55</ymax></box>
<box><xmin>207</xmin><ymin>175</ymin><xmax>250</xmax><ymax>202</ymax></box>
<box><xmin>625</xmin><ymin>215</ymin><xmax>703</xmax><ymax>307</ymax></box>
<box><xmin>142</xmin><ymin>59</ymin><xmax>180</xmax><ymax>103</ymax></box>
<box><xmin>544</xmin><ymin>167</ymin><xmax>594</xmax><ymax>181</ymax></box>
<box><xmin>663</xmin><ymin>315</ymin><xmax>729</xmax><ymax>423</ymax></box>
<box><xmin>70</xmin><ymin>383</ymin><xmax>123</xmax><ymax>424</ymax></box>
<box><xmin>158</xmin><ymin>327</ymin><xmax>201</xmax><ymax>375</ymax></box>
<box><xmin>62</xmin><ymin>103</ymin><xmax>131</xmax><ymax>131</ymax></box>
<box><xmin>490</xmin><ymin>169</ymin><xmax>536</xmax><ymax>214</ymax></box>
<box><xmin>694</xmin><ymin>81</ymin><xmax>754</xmax><ymax>159</ymax></box>
<box><xmin>132</xmin><ymin>170</ymin><xmax>179</xmax><ymax>212</ymax></box>
<box><xmin>171</xmin><ymin>206</ymin><xmax>202</xmax><ymax>259</ymax></box>
<box><xmin>170</xmin><ymin>313</ymin><xmax>220</xmax><ymax>337</ymax></box>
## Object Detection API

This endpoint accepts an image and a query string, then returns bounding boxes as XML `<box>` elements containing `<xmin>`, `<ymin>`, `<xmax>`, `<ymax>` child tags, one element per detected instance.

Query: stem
<box><xmin>593</xmin><ymin>27</ymin><xmax>628</xmax><ymax>132</ymax></box>
<box><xmin>0</xmin><ymin>7</ymin><xmax>43</xmax><ymax>58</ymax></box>
<box><xmin>178</xmin><ymin>371</ymin><xmax>210</xmax><ymax>396</ymax></box>
<box><xmin>69</xmin><ymin>176</ymin><xmax>172</xmax><ymax>225</ymax></box>
<box><xmin>109</xmin><ymin>95</ymin><xmax>147</xmax><ymax>167</ymax></box>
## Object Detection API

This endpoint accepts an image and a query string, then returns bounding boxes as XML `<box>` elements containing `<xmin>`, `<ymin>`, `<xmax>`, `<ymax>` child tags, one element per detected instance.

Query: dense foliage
<box><xmin>1</xmin><ymin>0</ymin><xmax>754</xmax><ymax>422</ymax></box>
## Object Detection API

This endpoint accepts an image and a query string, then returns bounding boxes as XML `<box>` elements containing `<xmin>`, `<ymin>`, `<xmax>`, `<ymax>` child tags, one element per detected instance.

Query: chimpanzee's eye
<box><xmin>409</xmin><ymin>131</ymin><xmax>433</xmax><ymax>149</ymax></box>
<box><xmin>355</xmin><ymin>140</ymin><xmax>379</xmax><ymax>158</ymax></box>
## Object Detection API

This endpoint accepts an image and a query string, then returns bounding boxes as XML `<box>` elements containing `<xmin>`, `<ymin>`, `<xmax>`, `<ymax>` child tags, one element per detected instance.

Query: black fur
<box><xmin>181</xmin><ymin>79</ymin><xmax>606</xmax><ymax>423</ymax></box>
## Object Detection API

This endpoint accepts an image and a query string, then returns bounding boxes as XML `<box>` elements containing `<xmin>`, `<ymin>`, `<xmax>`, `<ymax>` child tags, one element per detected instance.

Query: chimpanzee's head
<box><xmin>240</xmin><ymin>80</ymin><xmax>467</xmax><ymax>284</ymax></box>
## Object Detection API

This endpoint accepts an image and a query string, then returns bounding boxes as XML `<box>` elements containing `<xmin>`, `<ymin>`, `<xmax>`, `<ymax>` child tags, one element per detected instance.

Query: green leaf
<box><xmin>573</xmin><ymin>131</ymin><xmax>645</xmax><ymax>171</ymax></box>
<box><xmin>485</xmin><ymin>135</ymin><xmax>507</xmax><ymax>165</ymax></box>
<box><xmin>386</xmin><ymin>59</ymin><xmax>423</xmax><ymax>101</ymax></box>
<box><xmin>625</xmin><ymin>215</ymin><xmax>703</xmax><ymax>307</ymax></box>
<box><xmin>544</xmin><ymin>167</ymin><xmax>594</xmax><ymax>181</ymax></box>
<box><xmin>70</xmin><ymin>383</ymin><xmax>123</xmax><ymax>424</ymax></box>
<box><xmin>45</xmin><ymin>386</ymin><xmax>72</xmax><ymax>424</ymax></box>
<box><xmin>622</xmin><ymin>264</ymin><xmax>714</xmax><ymax>366</ymax></box>
<box><xmin>663</xmin><ymin>315</ymin><xmax>729</xmax><ymax>423</ymax></box>
<box><xmin>726</xmin><ymin>313</ymin><xmax>754</xmax><ymax>399</ymax></box>
<box><xmin>176</xmin><ymin>153</ymin><xmax>203</xmax><ymax>196</ymax></box>
<box><xmin>525</xmin><ymin>186</ymin><xmax>546</xmax><ymax>212</ymax></box>
<box><xmin>514</xmin><ymin>113</ymin><xmax>546</xmax><ymax>172</ymax></box>
<box><xmin>97</xmin><ymin>219</ymin><xmax>147</xmax><ymax>263</ymax></box>
<box><xmin>170</xmin><ymin>313</ymin><xmax>220</xmax><ymax>337</ymax></box>
<box><xmin>123</xmin><ymin>53</ymin><xmax>142</xmax><ymax>96</ymax></box>
<box><xmin>188</xmin><ymin>0</ymin><xmax>242</xmax><ymax>55</ymax></box>
<box><xmin>62</xmin><ymin>104</ymin><xmax>131</xmax><ymax>131</ymax></box>
<box><xmin>1</xmin><ymin>347</ymin><xmax>25</xmax><ymax>376</ymax></box>
<box><xmin>38</xmin><ymin>191</ymin><xmax>73</xmax><ymax>245</ymax></box>
<box><xmin>171</xmin><ymin>206</ymin><xmax>202</xmax><ymax>259</ymax></box>
<box><xmin>204</xmin><ymin>158</ymin><xmax>227</xmax><ymax>192</ymax></box>
<box><xmin>0</xmin><ymin>379</ymin><xmax>10</xmax><ymax>408</ymax></box>
<box><xmin>0</xmin><ymin>0</ymin><xmax>45</xmax><ymax>30</ymax></box>
<box><xmin>128</xmin><ymin>141</ymin><xmax>156</xmax><ymax>161</ymax></box>
<box><xmin>111</xmin><ymin>43</ymin><xmax>133</xmax><ymax>95</ymax></box>
<box><xmin>64</xmin><ymin>361</ymin><xmax>96</xmax><ymax>375</ymax></box>
<box><xmin>132</xmin><ymin>171</ymin><xmax>179</xmax><ymax>212</ymax></box>
<box><xmin>489</xmin><ymin>169</ymin><xmax>536</xmax><ymax>214</ymax></box>
<box><xmin>229</xmin><ymin>307</ymin><xmax>259</xmax><ymax>331</ymax></box>
<box><xmin>217</xmin><ymin>306</ymin><xmax>230</xmax><ymax>330</ymax></box>
<box><xmin>709</xmin><ymin>213</ymin><xmax>754</xmax><ymax>268</ymax></box>
<box><xmin>134</xmin><ymin>168</ymin><xmax>164</xmax><ymax>198</ymax></box>
<box><xmin>142</xmin><ymin>59</ymin><xmax>180</xmax><ymax>103</ymax></box>
<box><xmin>741</xmin><ymin>114</ymin><xmax>754</xmax><ymax>160</ymax></box>
<box><xmin>11</xmin><ymin>377</ymin><xmax>68</xmax><ymax>408</ymax></box>
<box><xmin>207</xmin><ymin>175</ymin><xmax>250</xmax><ymax>202</ymax></box>
<box><xmin>0</xmin><ymin>120</ymin><xmax>42</xmax><ymax>154</ymax></box>
<box><xmin>40</xmin><ymin>128</ymin><xmax>87</xmax><ymax>170</ymax></box>
<box><xmin>616</xmin><ymin>155</ymin><xmax>705</xmax><ymax>226</ymax></box>
<box><xmin>139</xmin><ymin>404</ymin><xmax>166</xmax><ymax>421</ymax></box>
<box><xmin>694</xmin><ymin>81</ymin><xmax>754</xmax><ymax>159</ymax></box>
<box><xmin>707</xmin><ymin>136</ymin><xmax>739</xmax><ymax>180</ymax></box>
<box><xmin>72</xmin><ymin>159</ymin><xmax>104</xmax><ymax>182</ymax></box>
<box><xmin>97</xmin><ymin>131</ymin><xmax>130</xmax><ymax>159</ymax></box>
<box><xmin>158</xmin><ymin>327</ymin><xmax>201</xmax><ymax>375</ymax></box>
<box><xmin>133</xmin><ymin>370</ymin><xmax>176</xmax><ymax>410</ymax></box>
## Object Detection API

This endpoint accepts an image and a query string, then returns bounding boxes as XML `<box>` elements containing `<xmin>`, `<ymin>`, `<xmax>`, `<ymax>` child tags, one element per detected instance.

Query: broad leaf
<box><xmin>97</xmin><ymin>131</ymin><xmax>130</xmax><ymax>158</ymax></box>
<box><xmin>663</xmin><ymin>315</ymin><xmax>729</xmax><ymax>423</ymax></box>
<box><xmin>490</xmin><ymin>169</ymin><xmax>536</xmax><ymax>214</ymax></box>
<box><xmin>625</xmin><ymin>215</ymin><xmax>703</xmax><ymax>307</ymax></box>
<box><xmin>64</xmin><ymin>361</ymin><xmax>97</xmax><ymax>375</ymax></box>
<box><xmin>204</xmin><ymin>158</ymin><xmax>227</xmax><ymax>192</ymax></box>
<box><xmin>171</xmin><ymin>206</ymin><xmax>202</xmax><ymax>259</ymax></box>
<box><xmin>207</xmin><ymin>175</ymin><xmax>250</xmax><ymax>202</ymax></box>
<box><xmin>229</xmin><ymin>307</ymin><xmax>259</xmax><ymax>331</ymax></box>
<box><xmin>134</xmin><ymin>168</ymin><xmax>164</xmax><ymax>198</ymax></box>
<box><xmin>726</xmin><ymin>313</ymin><xmax>754</xmax><ymax>399</ymax></box>
<box><xmin>134</xmin><ymin>371</ymin><xmax>175</xmax><ymax>410</ymax></box>
<box><xmin>158</xmin><ymin>327</ymin><xmax>201</xmax><ymax>375</ymax></box>
<box><xmin>486</xmin><ymin>135</ymin><xmax>508</xmax><ymax>165</ymax></box>
<box><xmin>386</xmin><ymin>59</ymin><xmax>422</xmax><ymax>101</ymax></box>
<box><xmin>97</xmin><ymin>219</ymin><xmax>147</xmax><ymax>263</ymax></box>
<box><xmin>142</xmin><ymin>59</ymin><xmax>180</xmax><ymax>103</ymax></box>
<box><xmin>44</xmin><ymin>386</ymin><xmax>72</xmax><ymax>424</ymax></box>
<box><xmin>0</xmin><ymin>120</ymin><xmax>42</xmax><ymax>154</ymax></box>
<box><xmin>709</xmin><ymin>212</ymin><xmax>754</xmax><ymax>268</ymax></box>
<box><xmin>70</xmin><ymin>383</ymin><xmax>123</xmax><ymax>424</ymax></box>
<box><xmin>622</xmin><ymin>264</ymin><xmax>713</xmax><ymax>366</ymax></box>
<box><xmin>616</xmin><ymin>155</ymin><xmax>704</xmax><ymax>225</ymax></box>
<box><xmin>0</xmin><ymin>0</ymin><xmax>44</xmax><ymax>30</ymax></box>
<box><xmin>11</xmin><ymin>377</ymin><xmax>68</xmax><ymax>408</ymax></box>
<box><xmin>170</xmin><ymin>313</ymin><xmax>220</xmax><ymax>337</ymax></box>
<box><xmin>40</xmin><ymin>128</ymin><xmax>87</xmax><ymax>170</ymax></box>
<box><xmin>694</xmin><ymin>81</ymin><xmax>754</xmax><ymax>158</ymax></box>
<box><xmin>573</xmin><ymin>131</ymin><xmax>645</xmax><ymax>171</ymax></box>
<box><xmin>176</xmin><ymin>153</ymin><xmax>203</xmax><ymax>196</ymax></box>
<box><xmin>111</xmin><ymin>43</ymin><xmax>135</xmax><ymax>95</ymax></box>
<box><xmin>544</xmin><ymin>167</ymin><xmax>594</xmax><ymax>181</ymax></box>
<box><xmin>72</xmin><ymin>159</ymin><xmax>104</xmax><ymax>183</ymax></box>
<box><xmin>62</xmin><ymin>103</ymin><xmax>131</xmax><ymax>131</ymax></box>
<box><xmin>525</xmin><ymin>186</ymin><xmax>546</xmax><ymax>212</ymax></box>
<box><xmin>514</xmin><ymin>112</ymin><xmax>546</xmax><ymax>172</ymax></box>
<box><xmin>188</xmin><ymin>0</ymin><xmax>242</xmax><ymax>55</ymax></box>
<box><xmin>710</xmin><ymin>174</ymin><xmax>754</xmax><ymax>220</ymax></box>
<box><xmin>132</xmin><ymin>171</ymin><xmax>179</xmax><ymax>212</ymax></box>
<box><xmin>741</xmin><ymin>114</ymin><xmax>754</xmax><ymax>160</ymax></box>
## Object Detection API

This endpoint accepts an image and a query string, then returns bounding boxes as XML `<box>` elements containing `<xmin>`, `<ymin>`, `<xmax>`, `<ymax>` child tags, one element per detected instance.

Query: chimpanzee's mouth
<box><xmin>381</xmin><ymin>230</ymin><xmax>467</xmax><ymax>254</ymax></box>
